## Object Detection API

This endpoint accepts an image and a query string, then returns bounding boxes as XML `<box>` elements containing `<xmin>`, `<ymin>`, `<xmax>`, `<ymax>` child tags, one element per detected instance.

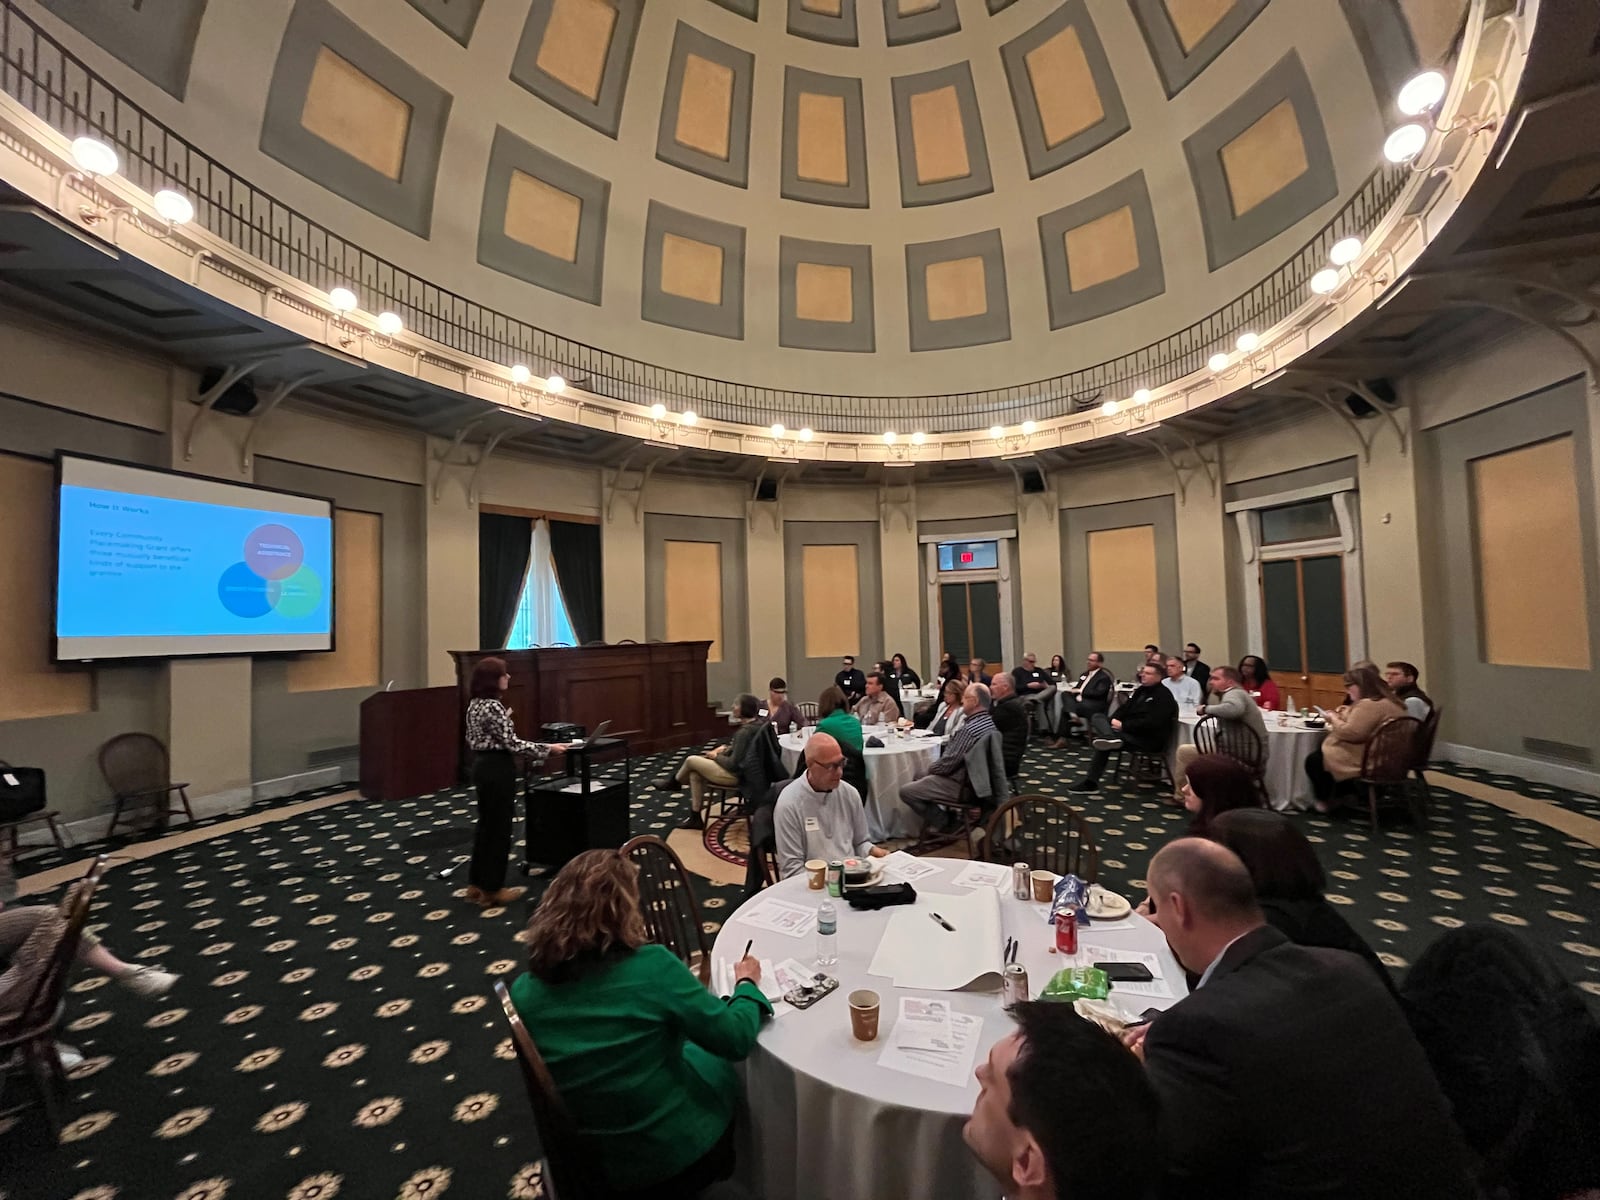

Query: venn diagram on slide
<box><xmin>217</xmin><ymin>524</ymin><xmax>323</xmax><ymax>619</ymax></box>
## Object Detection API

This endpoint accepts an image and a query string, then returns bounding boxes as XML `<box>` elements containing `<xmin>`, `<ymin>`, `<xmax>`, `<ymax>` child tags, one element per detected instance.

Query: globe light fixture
<box><xmin>545</xmin><ymin>374</ymin><xmax>566</xmax><ymax>394</ymax></box>
<box><xmin>883</xmin><ymin>430</ymin><xmax>897</xmax><ymax>445</ymax></box>
<box><xmin>1100</xmin><ymin>399</ymin><xmax>1119</xmax><ymax>416</ymax></box>
<box><xmin>1397</xmin><ymin>70</ymin><xmax>1447</xmax><ymax>116</ymax></box>
<box><xmin>511</xmin><ymin>365</ymin><xmax>532</xmax><ymax>385</ymax></box>
<box><xmin>1132</xmin><ymin>388</ymin><xmax>1151</xmax><ymax>406</ymax></box>
<box><xmin>71</xmin><ymin>136</ymin><xmax>119</xmax><ymax>177</ymax></box>
<box><xmin>152</xmin><ymin>189</ymin><xmax>194</xmax><ymax>224</ymax></box>
<box><xmin>1329</xmin><ymin>236</ymin><xmax>1362</xmax><ymax>267</ymax></box>
<box><xmin>989</xmin><ymin>425</ymin><xmax>1004</xmax><ymax>441</ymax></box>
<box><xmin>771</xmin><ymin>423</ymin><xmax>785</xmax><ymax>438</ymax></box>
<box><xmin>1208</xmin><ymin>352</ymin><xmax>1230</xmax><ymax>372</ymax></box>
<box><xmin>1310</xmin><ymin>268</ymin><xmax>1340</xmax><ymax>295</ymax></box>
<box><xmin>328</xmin><ymin>287</ymin><xmax>358</xmax><ymax>314</ymax></box>
<box><xmin>798</xmin><ymin>427</ymin><xmax>814</xmax><ymax>442</ymax></box>
<box><xmin>1236</xmin><ymin>332</ymin><xmax>1260</xmax><ymax>353</ymax></box>
<box><xmin>911</xmin><ymin>431</ymin><xmax>926</xmax><ymax>446</ymax></box>
<box><xmin>1021</xmin><ymin>420</ymin><xmax>1036</xmax><ymax>436</ymax></box>
<box><xmin>680</xmin><ymin>410</ymin><xmax>697</xmax><ymax>426</ymax></box>
<box><xmin>1384</xmin><ymin>123</ymin><xmax>1428</xmax><ymax>163</ymax></box>
<box><xmin>376</xmin><ymin>312</ymin><xmax>403</xmax><ymax>336</ymax></box>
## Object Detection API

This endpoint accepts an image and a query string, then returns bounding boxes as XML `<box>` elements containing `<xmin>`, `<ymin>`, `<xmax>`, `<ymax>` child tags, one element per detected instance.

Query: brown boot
<box><xmin>463</xmin><ymin>885</ymin><xmax>489</xmax><ymax>906</ymax></box>
<box><xmin>1050</xmin><ymin>738</ymin><xmax>1068</xmax><ymax>750</ymax></box>
<box><xmin>488</xmin><ymin>886</ymin><xmax>527</xmax><ymax>906</ymax></box>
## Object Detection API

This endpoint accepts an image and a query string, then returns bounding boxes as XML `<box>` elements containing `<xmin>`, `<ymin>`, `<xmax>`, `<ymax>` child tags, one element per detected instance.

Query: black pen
<box><xmin>742</xmin><ymin>939</ymin><xmax>753</xmax><ymax>960</ymax></box>
<box><xmin>1003</xmin><ymin>935</ymin><xmax>1013</xmax><ymax>963</ymax></box>
<box><xmin>930</xmin><ymin>912</ymin><xmax>956</xmax><ymax>932</ymax></box>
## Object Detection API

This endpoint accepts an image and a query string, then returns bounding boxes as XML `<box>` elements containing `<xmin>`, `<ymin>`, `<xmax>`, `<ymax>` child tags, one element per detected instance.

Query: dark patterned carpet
<box><xmin>1</xmin><ymin>739</ymin><xmax>1596</xmax><ymax>1200</ymax></box>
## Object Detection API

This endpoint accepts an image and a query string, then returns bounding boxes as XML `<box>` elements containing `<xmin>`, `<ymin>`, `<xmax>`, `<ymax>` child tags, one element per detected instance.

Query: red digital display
<box><xmin>959</xmin><ymin>551</ymin><xmax>974</xmax><ymax>564</ymax></box>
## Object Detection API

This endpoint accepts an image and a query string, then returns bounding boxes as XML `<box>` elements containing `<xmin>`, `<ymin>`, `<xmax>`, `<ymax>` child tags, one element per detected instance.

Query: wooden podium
<box><xmin>359</xmin><ymin>686</ymin><xmax>460</xmax><ymax>801</ymax></box>
<box><xmin>449</xmin><ymin>641</ymin><xmax>719</xmax><ymax>756</ymax></box>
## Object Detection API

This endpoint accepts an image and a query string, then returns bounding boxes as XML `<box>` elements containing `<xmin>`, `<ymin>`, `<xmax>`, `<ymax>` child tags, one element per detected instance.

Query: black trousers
<box><xmin>470</xmin><ymin>750</ymin><xmax>517</xmax><ymax>892</ymax></box>
<box><xmin>618</xmin><ymin>1119</ymin><xmax>736</xmax><ymax>1198</ymax></box>
<box><xmin>1305</xmin><ymin>748</ymin><xmax>1339</xmax><ymax>804</ymax></box>
<box><xmin>1084</xmin><ymin>724</ymin><xmax>1162</xmax><ymax>786</ymax></box>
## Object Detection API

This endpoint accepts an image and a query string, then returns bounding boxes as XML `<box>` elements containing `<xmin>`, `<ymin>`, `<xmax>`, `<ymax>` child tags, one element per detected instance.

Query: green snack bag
<box><xmin>1039</xmin><ymin>966</ymin><xmax>1110</xmax><ymax>1002</ymax></box>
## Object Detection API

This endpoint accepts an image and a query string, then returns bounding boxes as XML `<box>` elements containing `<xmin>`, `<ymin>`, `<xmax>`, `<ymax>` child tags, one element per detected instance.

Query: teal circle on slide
<box><xmin>272</xmin><ymin>566</ymin><xmax>322</xmax><ymax>619</ymax></box>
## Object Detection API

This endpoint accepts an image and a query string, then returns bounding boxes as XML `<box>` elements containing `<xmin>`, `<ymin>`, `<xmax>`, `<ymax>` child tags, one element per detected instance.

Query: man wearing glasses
<box><xmin>835</xmin><ymin>655</ymin><xmax>867</xmax><ymax>705</ymax></box>
<box><xmin>772</xmin><ymin>732</ymin><xmax>887</xmax><ymax>879</ymax></box>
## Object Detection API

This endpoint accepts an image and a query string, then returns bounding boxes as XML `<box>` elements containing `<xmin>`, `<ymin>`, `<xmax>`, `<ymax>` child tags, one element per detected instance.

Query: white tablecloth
<box><xmin>1176</xmin><ymin>712</ymin><xmax>1327</xmax><ymax>811</ymax></box>
<box><xmin>713</xmin><ymin>858</ymin><xmax>1187</xmax><ymax>1200</ymax></box>
<box><xmin>780</xmin><ymin>728</ymin><xmax>942</xmax><ymax>840</ymax></box>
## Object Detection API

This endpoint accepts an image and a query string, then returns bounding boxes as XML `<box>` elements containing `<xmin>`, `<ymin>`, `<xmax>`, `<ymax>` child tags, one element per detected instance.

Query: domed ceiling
<box><xmin>30</xmin><ymin>0</ymin><xmax>1465</xmax><ymax>422</ymax></box>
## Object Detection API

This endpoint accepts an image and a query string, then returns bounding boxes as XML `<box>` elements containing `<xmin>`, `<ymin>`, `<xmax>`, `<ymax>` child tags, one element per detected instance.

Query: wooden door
<box><xmin>1261</xmin><ymin>555</ymin><xmax>1348</xmax><ymax>711</ymax></box>
<box><xmin>938</xmin><ymin>581</ymin><xmax>1003</xmax><ymax>673</ymax></box>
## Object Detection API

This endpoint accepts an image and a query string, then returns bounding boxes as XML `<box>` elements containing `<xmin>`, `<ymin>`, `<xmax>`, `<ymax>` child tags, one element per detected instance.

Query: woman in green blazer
<box><xmin>814</xmin><ymin>685</ymin><xmax>864</xmax><ymax>754</ymax></box>
<box><xmin>510</xmin><ymin>849</ymin><xmax>770</xmax><ymax>1196</ymax></box>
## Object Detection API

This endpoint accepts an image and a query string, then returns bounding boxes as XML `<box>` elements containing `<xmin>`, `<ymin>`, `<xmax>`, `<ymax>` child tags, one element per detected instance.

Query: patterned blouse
<box><xmin>466</xmin><ymin>697</ymin><xmax>549</xmax><ymax>763</ymax></box>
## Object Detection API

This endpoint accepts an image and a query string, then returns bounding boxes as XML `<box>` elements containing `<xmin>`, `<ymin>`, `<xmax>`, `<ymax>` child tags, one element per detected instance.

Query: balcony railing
<box><xmin>0</xmin><ymin>0</ymin><xmax>1407</xmax><ymax>434</ymax></box>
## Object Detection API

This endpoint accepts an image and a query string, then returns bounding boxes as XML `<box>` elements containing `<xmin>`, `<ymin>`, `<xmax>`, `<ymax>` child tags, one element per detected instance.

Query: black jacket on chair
<box><xmin>1143</xmin><ymin>925</ymin><xmax>1477</xmax><ymax>1200</ymax></box>
<box><xmin>1111</xmin><ymin>681</ymin><xmax>1176</xmax><ymax>750</ymax></box>
<box><xmin>990</xmin><ymin>695</ymin><xmax>1029</xmax><ymax>776</ymax></box>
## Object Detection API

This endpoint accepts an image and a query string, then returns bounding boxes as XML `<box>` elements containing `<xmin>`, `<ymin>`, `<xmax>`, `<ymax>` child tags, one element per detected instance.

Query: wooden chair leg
<box><xmin>105</xmin><ymin>797</ymin><xmax>125</xmax><ymax>840</ymax></box>
<box><xmin>44</xmin><ymin>815</ymin><xmax>67</xmax><ymax>851</ymax></box>
<box><xmin>174</xmin><ymin>786</ymin><xmax>196</xmax><ymax>825</ymax></box>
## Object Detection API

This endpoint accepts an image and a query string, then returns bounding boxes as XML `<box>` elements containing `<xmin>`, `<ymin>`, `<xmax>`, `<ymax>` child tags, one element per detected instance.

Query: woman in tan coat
<box><xmin>1305</xmin><ymin>664</ymin><xmax>1405</xmax><ymax>811</ymax></box>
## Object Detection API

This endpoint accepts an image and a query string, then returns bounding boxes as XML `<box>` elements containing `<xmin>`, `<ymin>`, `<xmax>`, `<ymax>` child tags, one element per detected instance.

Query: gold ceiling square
<box><xmin>909</xmin><ymin>85</ymin><xmax>971</xmax><ymax>184</ymax></box>
<box><xmin>795</xmin><ymin>262</ymin><xmax>854</xmax><ymax>323</ymax></box>
<box><xmin>675</xmin><ymin>53</ymin><xmax>736</xmax><ymax>161</ymax></box>
<box><xmin>924</xmin><ymin>255</ymin><xmax>987</xmax><ymax>321</ymax></box>
<box><xmin>300</xmin><ymin>47</ymin><xmax>411</xmax><ymax>181</ymax></box>
<box><xmin>535</xmin><ymin>0</ymin><xmax>617</xmax><ymax>103</ymax></box>
<box><xmin>504</xmin><ymin>170</ymin><xmax>583</xmax><ymax>262</ymax></box>
<box><xmin>660</xmin><ymin>233</ymin><xmax>725</xmax><ymax>305</ymax></box>
<box><xmin>1063</xmin><ymin>204</ymin><xmax>1139</xmax><ymax>292</ymax></box>
<box><xmin>796</xmin><ymin>92</ymin><xmax>850</xmax><ymax>185</ymax></box>
<box><xmin>1025</xmin><ymin>24</ymin><xmax>1105</xmax><ymax>149</ymax></box>
<box><xmin>1163</xmin><ymin>0</ymin><xmax>1236</xmax><ymax>53</ymax></box>
<box><xmin>1219</xmin><ymin>98</ymin><xmax>1308</xmax><ymax>217</ymax></box>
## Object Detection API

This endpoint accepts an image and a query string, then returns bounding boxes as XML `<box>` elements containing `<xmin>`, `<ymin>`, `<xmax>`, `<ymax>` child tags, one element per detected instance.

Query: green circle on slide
<box><xmin>272</xmin><ymin>566</ymin><xmax>322</xmax><ymax>619</ymax></box>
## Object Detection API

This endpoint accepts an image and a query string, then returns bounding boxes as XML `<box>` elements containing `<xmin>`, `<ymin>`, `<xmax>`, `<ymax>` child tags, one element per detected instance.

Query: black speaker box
<box><xmin>199</xmin><ymin>366</ymin><xmax>258</xmax><ymax>416</ymax></box>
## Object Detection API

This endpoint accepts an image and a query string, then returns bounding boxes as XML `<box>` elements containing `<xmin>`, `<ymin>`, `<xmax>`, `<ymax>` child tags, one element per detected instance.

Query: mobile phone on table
<box><xmin>782</xmin><ymin>975</ymin><xmax>839</xmax><ymax>1009</ymax></box>
<box><xmin>1094</xmin><ymin>961</ymin><xmax>1155</xmax><ymax>983</ymax></box>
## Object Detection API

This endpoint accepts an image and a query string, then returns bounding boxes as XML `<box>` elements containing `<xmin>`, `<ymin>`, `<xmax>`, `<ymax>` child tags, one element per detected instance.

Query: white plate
<box><xmin>1086</xmin><ymin>890</ymin><xmax>1132</xmax><ymax>920</ymax></box>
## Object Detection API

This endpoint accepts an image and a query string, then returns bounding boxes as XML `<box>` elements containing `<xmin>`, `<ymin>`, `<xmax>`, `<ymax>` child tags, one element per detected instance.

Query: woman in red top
<box><xmin>1238</xmin><ymin>655</ymin><xmax>1281</xmax><ymax>711</ymax></box>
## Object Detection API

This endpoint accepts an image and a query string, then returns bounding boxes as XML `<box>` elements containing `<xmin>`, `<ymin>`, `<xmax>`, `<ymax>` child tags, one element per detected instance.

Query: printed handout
<box><xmin>735</xmin><ymin>897</ymin><xmax>819</xmax><ymax>938</ymax></box>
<box><xmin>950</xmin><ymin>861</ymin><xmax>1011</xmax><ymax>890</ymax></box>
<box><xmin>878</xmin><ymin>1011</ymin><xmax>983</xmax><ymax>1087</ymax></box>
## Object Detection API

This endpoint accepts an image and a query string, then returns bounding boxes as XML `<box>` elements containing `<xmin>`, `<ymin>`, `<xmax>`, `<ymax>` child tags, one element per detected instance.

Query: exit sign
<box><xmin>959</xmin><ymin>551</ymin><xmax>974</xmax><ymax>563</ymax></box>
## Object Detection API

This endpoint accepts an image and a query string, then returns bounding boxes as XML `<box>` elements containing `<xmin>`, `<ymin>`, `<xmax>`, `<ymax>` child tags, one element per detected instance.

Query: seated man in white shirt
<box><xmin>1162</xmin><ymin>656</ymin><xmax>1202</xmax><ymax>710</ymax></box>
<box><xmin>772</xmin><ymin>732</ymin><xmax>887</xmax><ymax>878</ymax></box>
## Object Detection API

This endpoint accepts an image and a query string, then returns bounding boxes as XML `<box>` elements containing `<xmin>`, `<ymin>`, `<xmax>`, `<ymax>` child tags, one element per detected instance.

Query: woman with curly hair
<box><xmin>509</xmin><ymin>850</ymin><xmax>771</xmax><ymax>1197</ymax></box>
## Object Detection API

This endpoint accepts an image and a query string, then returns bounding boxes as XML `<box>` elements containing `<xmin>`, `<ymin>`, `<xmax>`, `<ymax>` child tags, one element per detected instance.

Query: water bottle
<box><xmin>816</xmin><ymin>899</ymin><xmax>838</xmax><ymax>968</ymax></box>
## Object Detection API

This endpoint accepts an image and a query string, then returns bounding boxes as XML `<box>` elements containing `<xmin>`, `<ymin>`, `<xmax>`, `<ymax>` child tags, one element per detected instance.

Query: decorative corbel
<box><xmin>1146</xmin><ymin>436</ymin><xmax>1217</xmax><ymax>504</ymax></box>
<box><xmin>430</xmin><ymin>415</ymin><xmax>487</xmax><ymax>503</ymax></box>
<box><xmin>745</xmin><ymin>465</ymin><xmax>784</xmax><ymax>533</ymax></box>
<box><xmin>239</xmin><ymin>373</ymin><xmax>322</xmax><ymax>473</ymax></box>
<box><xmin>878</xmin><ymin>482</ymin><xmax>915</xmax><ymax>533</ymax></box>
<box><xmin>603</xmin><ymin>448</ymin><xmax>661</xmax><ymax>526</ymax></box>
<box><xmin>182</xmin><ymin>357</ymin><xmax>276</xmax><ymax>461</ymax></box>
<box><xmin>1286</xmin><ymin>371</ymin><xmax>1408</xmax><ymax>457</ymax></box>
<box><xmin>1003</xmin><ymin>458</ymin><xmax>1056</xmax><ymax>524</ymax></box>
<box><xmin>465</xmin><ymin>429</ymin><xmax>511</xmax><ymax>508</ymax></box>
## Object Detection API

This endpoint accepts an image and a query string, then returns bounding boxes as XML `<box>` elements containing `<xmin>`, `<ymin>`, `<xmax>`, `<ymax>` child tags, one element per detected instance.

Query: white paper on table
<box><xmin>1079</xmin><ymin>943</ymin><xmax>1175</xmax><ymax>999</ymax></box>
<box><xmin>771</xmin><ymin>958</ymin><xmax>819</xmax><ymax>997</ymax></box>
<box><xmin>950</xmin><ymin>861</ymin><xmax>1011</xmax><ymax>890</ymax></box>
<box><xmin>877</xmin><ymin>1011</ymin><xmax>983</xmax><ymax>1087</ymax></box>
<box><xmin>878</xmin><ymin>850</ymin><xmax>941</xmax><ymax>884</ymax></box>
<box><xmin>735</xmin><ymin>897</ymin><xmax>819</xmax><ymax>938</ymax></box>
<box><xmin>892</xmin><ymin>996</ymin><xmax>955</xmax><ymax>1051</ymax></box>
<box><xmin>867</xmin><ymin>887</ymin><xmax>1004</xmax><ymax>991</ymax></box>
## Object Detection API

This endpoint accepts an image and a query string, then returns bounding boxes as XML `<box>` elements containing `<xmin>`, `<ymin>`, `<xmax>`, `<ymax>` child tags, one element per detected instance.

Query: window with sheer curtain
<box><xmin>507</xmin><ymin>519</ymin><xmax>577</xmax><ymax>649</ymax></box>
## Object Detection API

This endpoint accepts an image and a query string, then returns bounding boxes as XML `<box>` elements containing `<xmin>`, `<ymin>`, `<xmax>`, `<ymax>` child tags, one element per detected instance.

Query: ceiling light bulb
<box><xmin>1021</xmin><ymin>420</ymin><xmax>1037</xmax><ymax>435</ymax></box>
<box><xmin>650</xmin><ymin>402</ymin><xmax>666</xmax><ymax>420</ymax></box>
<box><xmin>1329</xmin><ymin>236</ymin><xmax>1362</xmax><ymax>266</ymax></box>
<box><xmin>681</xmin><ymin>410</ymin><xmax>697</xmax><ymax>426</ymax></box>
<box><xmin>1208</xmin><ymin>352</ymin><xmax>1230</xmax><ymax>372</ymax></box>
<box><xmin>989</xmin><ymin>425</ymin><xmax>1004</xmax><ymax>441</ymax></box>
<box><xmin>511</xmin><ymin>365</ymin><xmax>532</xmax><ymax>385</ymax></box>
<box><xmin>328</xmin><ymin>287</ymin><xmax>358</xmax><ymax>314</ymax></box>
<box><xmin>911</xmin><ymin>431</ymin><xmax>926</xmax><ymax>446</ymax></box>
<box><xmin>545</xmin><ymin>374</ymin><xmax>566</xmax><ymax>394</ymax></box>
<box><xmin>1236</xmin><ymin>332</ymin><xmax>1259</xmax><ymax>353</ymax></box>
<box><xmin>1384</xmin><ymin>123</ymin><xmax>1428</xmax><ymax>163</ymax></box>
<box><xmin>71</xmin><ymin>136</ymin><xmax>119</xmax><ymax>177</ymax></box>
<box><xmin>883</xmin><ymin>430</ymin><xmax>897</xmax><ymax>445</ymax></box>
<box><xmin>798</xmin><ymin>427</ymin><xmax>813</xmax><ymax>442</ymax></box>
<box><xmin>152</xmin><ymin>189</ymin><xmax>194</xmax><ymax>224</ymax></box>
<box><xmin>1397</xmin><ymin>70</ymin><xmax>1447</xmax><ymax>116</ymax></box>
<box><xmin>376</xmin><ymin>311</ymin><xmax>403</xmax><ymax>336</ymax></box>
<box><xmin>1101</xmin><ymin>399</ymin><xmax>1119</xmax><ymax>416</ymax></box>
<box><xmin>1132</xmin><ymin>388</ymin><xmax>1151</xmax><ymax>405</ymax></box>
<box><xmin>1311</xmin><ymin>268</ymin><xmax>1340</xmax><ymax>295</ymax></box>
<box><xmin>771</xmin><ymin>423</ymin><xmax>785</xmax><ymax>438</ymax></box>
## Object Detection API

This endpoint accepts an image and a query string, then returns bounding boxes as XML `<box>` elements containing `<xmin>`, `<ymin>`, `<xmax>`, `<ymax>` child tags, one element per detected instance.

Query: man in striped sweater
<box><xmin>902</xmin><ymin>683</ymin><xmax>997</xmax><ymax>834</ymax></box>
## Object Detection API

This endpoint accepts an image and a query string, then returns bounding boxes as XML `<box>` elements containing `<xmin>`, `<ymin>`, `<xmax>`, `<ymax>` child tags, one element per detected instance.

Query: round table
<box><xmin>1176</xmin><ymin>711</ymin><xmax>1327</xmax><ymax>811</ymax></box>
<box><xmin>780</xmin><ymin>728</ymin><xmax>942</xmax><ymax>841</ymax></box>
<box><xmin>713</xmin><ymin>857</ymin><xmax>1187</xmax><ymax>1200</ymax></box>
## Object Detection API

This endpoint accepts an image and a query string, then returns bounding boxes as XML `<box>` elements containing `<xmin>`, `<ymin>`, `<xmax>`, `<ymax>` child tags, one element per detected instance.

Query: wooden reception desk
<box><xmin>448</xmin><ymin>641</ymin><xmax>720</xmax><ymax>757</ymax></box>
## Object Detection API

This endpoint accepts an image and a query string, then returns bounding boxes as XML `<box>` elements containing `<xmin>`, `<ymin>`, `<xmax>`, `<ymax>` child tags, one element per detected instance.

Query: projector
<box><xmin>540</xmin><ymin>722</ymin><xmax>584</xmax><ymax>742</ymax></box>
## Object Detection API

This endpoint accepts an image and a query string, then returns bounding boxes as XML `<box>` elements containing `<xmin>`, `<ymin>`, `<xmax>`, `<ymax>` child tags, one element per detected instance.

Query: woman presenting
<box><xmin>511</xmin><ymin>849</ymin><xmax>770</xmax><ymax>1195</ymax></box>
<box><xmin>464</xmin><ymin>656</ymin><xmax>573</xmax><ymax>907</ymax></box>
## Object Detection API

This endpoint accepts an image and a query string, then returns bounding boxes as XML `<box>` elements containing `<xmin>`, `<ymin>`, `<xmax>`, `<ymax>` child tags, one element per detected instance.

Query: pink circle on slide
<box><xmin>243</xmin><ymin>524</ymin><xmax>304</xmax><ymax>580</ymax></box>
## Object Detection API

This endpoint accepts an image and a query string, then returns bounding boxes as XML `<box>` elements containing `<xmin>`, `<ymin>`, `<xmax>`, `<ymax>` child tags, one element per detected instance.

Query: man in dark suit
<box><xmin>1183</xmin><ymin>642</ymin><xmax>1210</xmax><ymax>687</ymax></box>
<box><xmin>834</xmin><ymin>655</ymin><xmax>866</xmax><ymax>705</ymax></box>
<box><xmin>1128</xmin><ymin>839</ymin><xmax>1477</xmax><ymax>1200</ymax></box>
<box><xmin>1069</xmin><ymin>661</ymin><xmax>1176</xmax><ymax>794</ymax></box>
<box><xmin>988</xmin><ymin>673</ymin><xmax>1029</xmax><ymax>780</ymax></box>
<box><xmin>1050</xmin><ymin>651</ymin><xmax>1112</xmax><ymax>747</ymax></box>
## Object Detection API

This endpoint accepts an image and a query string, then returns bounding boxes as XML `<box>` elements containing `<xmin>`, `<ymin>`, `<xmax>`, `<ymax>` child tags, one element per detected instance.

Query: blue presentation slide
<box><xmin>56</xmin><ymin>484</ymin><xmax>333</xmax><ymax>640</ymax></box>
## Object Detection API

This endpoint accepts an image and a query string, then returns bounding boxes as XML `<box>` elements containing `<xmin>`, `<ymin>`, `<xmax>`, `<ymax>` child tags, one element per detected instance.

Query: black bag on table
<box><xmin>0</xmin><ymin>765</ymin><xmax>47</xmax><ymax>822</ymax></box>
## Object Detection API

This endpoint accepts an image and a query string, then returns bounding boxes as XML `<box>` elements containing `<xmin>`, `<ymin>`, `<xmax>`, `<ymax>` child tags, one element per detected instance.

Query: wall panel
<box><xmin>783</xmin><ymin>520</ymin><xmax>882</xmax><ymax>701</ymax></box>
<box><xmin>801</xmin><ymin>544</ymin><xmax>860</xmax><ymax>658</ymax></box>
<box><xmin>644</xmin><ymin>514</ymin><xmax>747</xmax><ymax>705</ymax></box>
<box><xmin>664</xmin><ymin>540</ymin><xmax>724</xmax><ymax>661</ymax></box>
<box><xmin>1087</xmin><ymin>525</ymin><xmax>1159</xmax><ymax>651</ymax></box>
<box><xmin>287</xmin><ymin>509</ymin><xmax>383</xmax><ymax>693</ymax></box>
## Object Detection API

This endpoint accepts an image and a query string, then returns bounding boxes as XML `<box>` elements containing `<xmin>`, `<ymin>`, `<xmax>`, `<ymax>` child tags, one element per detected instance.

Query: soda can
<box><xmin>826</xmin><ymin>860</ymin><xmax>844</xmax><ymax>898</ymax></box>
<box><xmin>1002</xmin><ymin>962</ymin><xmax>1029</xmax><ymax>1007</ymax></box>
<box><xmin>1054</xmin><ymin>909</ymin><xmax>1078</xmax><ymax>956</ymax></box>
<box><xmin>1012</xmin><ymin>862</ymin><xmax>1031</xmax><ymax>900</ymax></box>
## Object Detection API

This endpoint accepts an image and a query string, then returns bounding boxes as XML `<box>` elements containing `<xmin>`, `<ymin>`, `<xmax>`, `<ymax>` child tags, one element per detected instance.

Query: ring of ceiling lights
<box><xmin>0</xmin><ymin>0</ymin><xmax>1527</xmax><ymax>461</ymax></box>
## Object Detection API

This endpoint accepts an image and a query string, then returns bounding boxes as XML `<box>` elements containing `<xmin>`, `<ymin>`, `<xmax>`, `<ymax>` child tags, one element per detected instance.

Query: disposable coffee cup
<box><xmin>1030</xmin><ymin>870</ymin><xmax>1055</xmax><ymax>903</ymax></box>
<box><xmin>806</xmin><ymin>859</ymin><xmax>827</xmax><ymax>890</ymax></box>
<box><xmin>848</xmin><ymin>990</ymin><xmax>880</xmax><ymax>1042</ymax></box>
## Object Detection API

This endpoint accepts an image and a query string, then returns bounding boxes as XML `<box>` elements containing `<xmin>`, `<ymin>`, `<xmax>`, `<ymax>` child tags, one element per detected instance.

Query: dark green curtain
<box><xmin>549</xmin><ymin>520</ymin><xmax>604</xmax><ymax>644</ymax></box>
<box><xmin>479</xmin><ymin>513</ymin><xmax>532</xmax><ymax>648</ymax></box>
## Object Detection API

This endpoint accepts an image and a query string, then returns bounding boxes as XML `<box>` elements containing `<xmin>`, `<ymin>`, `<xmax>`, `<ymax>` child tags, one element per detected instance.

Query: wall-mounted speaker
<box><xmin>199</xmin><ymin>366</ymin><xmax>258</xmax><ymax>416</ymax></box>
<box><xmin>755</xmin><ymin>477</ymin><xmax>779</xmax><ymax>502</ymax></box>
<box><xmin>1338</xmin><ymin>378</ymin><xmax>1395</xmax><ymax>419</ymax></box>
<box><xmin>1020</xmin><ymin>466</ymin><xmax>1047</xmax><ymax>494</ymax></box>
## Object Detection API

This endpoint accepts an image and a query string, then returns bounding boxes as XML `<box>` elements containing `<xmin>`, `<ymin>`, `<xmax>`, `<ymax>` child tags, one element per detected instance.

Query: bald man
<box><xmin>1131</xmin><ymin>839</ymin><xmax>1476</xmax><ymax>1199</ymax></box>
<box><xmin>771</xmin><ymin>733</ymin><xmax>887</xmax><ymax>879</ymax></box>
